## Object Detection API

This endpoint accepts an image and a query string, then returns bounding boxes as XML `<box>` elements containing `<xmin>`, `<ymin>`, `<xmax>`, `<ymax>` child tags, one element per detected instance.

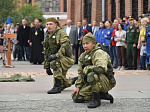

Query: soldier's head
<box><xmin>82</xmin><ymin>32</ymin><xmax>97</xmax><ymax>53</ymax></box>
<box><xmin>34</xmin><ymin>19</ymin><xmax>40</xmax><ymax>28</ymax></box>
<box><xmin>22</xmin><ymin>19</ymin><xmax>27</xmax><ymax>26</ymax></box>
<box><xmin>46</xmin><ymin>17</ymin><xmax>59</xmax><ymax>34</ymax></box>
<box><xmin>128</xmin><ymin>16</ymin><xmax>134</xmax><ymax>26</ymax></box>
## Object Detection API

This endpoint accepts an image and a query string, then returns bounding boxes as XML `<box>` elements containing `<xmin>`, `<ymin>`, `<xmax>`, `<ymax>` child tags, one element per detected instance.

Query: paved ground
<box><xmin>0</xmin><ymin>59</ymin><xmax>150</xmax><ymax>112</ymax></box>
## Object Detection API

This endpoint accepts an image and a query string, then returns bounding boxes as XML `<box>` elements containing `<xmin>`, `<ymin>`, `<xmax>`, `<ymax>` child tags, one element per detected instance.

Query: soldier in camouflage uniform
<box><xmin>72</xmin><ymin>33</ymin><xmax>116</xmax><ymax>108</ymax></box>
<box><xmin>43</xmin><ymin>17</ymin><xmax>78</xmax><ymax>94</ymax></box>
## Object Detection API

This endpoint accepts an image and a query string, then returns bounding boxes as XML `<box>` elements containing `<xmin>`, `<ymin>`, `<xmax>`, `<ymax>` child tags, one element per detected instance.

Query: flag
<box><xmin>6</xmin><ymin>16</ymin><xmax>11</xmax><ymax>24</ymax></box>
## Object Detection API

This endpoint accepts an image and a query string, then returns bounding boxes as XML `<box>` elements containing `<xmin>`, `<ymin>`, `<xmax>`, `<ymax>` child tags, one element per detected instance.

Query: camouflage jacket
<box><xmin>43</xmin><ymin>27</ymin><xmax>73</xmax><ymax>69</ymax></box>
<box><xmin>75</xmin><ymin>43</ymin><xmax>113</xmax><ymax>88</ymax></box>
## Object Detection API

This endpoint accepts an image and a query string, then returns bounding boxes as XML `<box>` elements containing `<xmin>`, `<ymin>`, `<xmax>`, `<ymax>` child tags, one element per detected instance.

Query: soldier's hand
<box><xmin>125</xmin><ymin>45</ymin><xmax>127</xmax><ymax>48</ymax></box>
<box><xmin>72</xmin><ymin>87</ymin><xmax>80</xmax><ymax>97</ymax></box>
<box><xmin>133</xmin><ymin>44</ymin><xmax>136</xmax><ymax>47</ymax></box>
<box><xmin>46</xmin><ymin>68</ymin><xmax>53</xmax><ymax>75</ymax></box>
<box><xmin>49</xmin><ymin>54</ymin><xmax>57</xmax><ymax>62</ymax></box>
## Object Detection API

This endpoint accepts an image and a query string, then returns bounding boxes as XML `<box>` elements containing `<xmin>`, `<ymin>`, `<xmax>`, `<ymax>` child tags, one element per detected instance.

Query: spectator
<box><xmin>95</xmin><ymin>21</ymin><xmax>105</xmax><ymax>44</ymax></box>
<box><xmin>17</xmin><ymin>19</ymin><xmax>30</xmax><ymax>61</ymax></box>
<box><xmin>146</xmin><ymin>22</ymin><xmax>150</xmax><ymax>70</ymax></box>
<box><xmin>10</xmin><ymin>23</ymin><xmax>15</xmax><ymax>33</ymax></box>
<box><xmin>63</xmin><ymin>19</ymin><xmax>78</xmax><ymax>64</ymax></box>
<box><xmin>125</xmin><ymin>16</ymin><xmax>139</xmax><ymax>70</ymax></box>
<box><xmin>12</xmin><ymin>27</ymin><xmax>18</xmax><ymax>60</ymax></box>
<box><xmin>3</xmin><ymin>24</ymin><xmax>13</xmax><ymax>59</ymax></box>
<box><xmin>122</xmin><ymin>16</ymin><xmax>130</xmax><ymax>31</ymax></box>
<box><xmin>39</xmin><ymin>19</ymin><xmax>44</xmax><ymax>29</ymax></box>
<box><xmin>29</xmin><ymin>19</ymin><xmax>44</xmax><ymax>64</ymax></box>
<box><xmin>16</xmin><ymin>23</ymin><xmax>20</xmax><ymax>30</ymax></box>
<box><xmin>137</xmin><ymin>18</ymin><xmax>149</xmax><ymax>49</ymax></box>
<box><xmin>140</xmin><ymin>39</ymin><xmax>146</xmax><ymax>70</ymax></box>
<box><xmin>79</xmin><ymin>18</ymin><xmax>92</xmax><ymax>53</ymax></box>
<box><xmin>114</xmin><ymin>23</ymin><xmax>126</xmax><ymax>70</ymax></box>
<box><xmin>110</xmin><ymin>19</ymin><xmax>119</xmax><ymax>69</ymax></box>
<box><xmin>0</xmin><ymin>25</ymin><xmax>5</xmax><ymax>65</ymax></box>
<box><xmin>137</xmin><ymin>18</ymin><xmax>149</xmax><ymax>69</ymax></box>
<box><xmin>30</xmin><ymin>22</ymin><xmax>34</xmax><ymax>28</ymax></box>
<box><xmin>103</xmin><ymin>20</ymin><xmax>112</xmax><ymax>55</ymax></box>
<box><xmin>92</xmin><ymin>20</ymin><xmax>99</xmax><ymax>36</ymax></box>
<box><xmin>76</xmin><ymin>21</ymin><xmax>82</xmax><ymax>63</ymax></box>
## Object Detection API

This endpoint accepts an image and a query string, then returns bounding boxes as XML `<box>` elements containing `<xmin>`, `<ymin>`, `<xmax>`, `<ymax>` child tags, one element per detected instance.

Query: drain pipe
<box><xmin>102</xmin><ymin>0</ymin><xmax>105</xmax><ymax>21</ymax></box>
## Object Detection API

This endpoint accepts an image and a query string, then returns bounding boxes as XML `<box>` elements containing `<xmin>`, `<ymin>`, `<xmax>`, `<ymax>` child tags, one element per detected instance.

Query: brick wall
<box><xmin>116</xmin><ymin>0</ymin><xmax>120</xmax><ymax>18</ymax></box>
<box><xmin>149</xmin><ymin>0</ymin><xmax>150</xmax><ymax>11</ymax></box>
<box><xmin>91</xmin><ymin>0</ymin><xmax>102</xmax><ymax>23</ymax></box>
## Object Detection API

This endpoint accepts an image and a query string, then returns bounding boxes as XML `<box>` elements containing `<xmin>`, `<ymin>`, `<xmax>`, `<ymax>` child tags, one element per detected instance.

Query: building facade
<box><xmin>20</xmin><ymin>0</ymin><xmax>150</xmax><ymax>25</ymax></box>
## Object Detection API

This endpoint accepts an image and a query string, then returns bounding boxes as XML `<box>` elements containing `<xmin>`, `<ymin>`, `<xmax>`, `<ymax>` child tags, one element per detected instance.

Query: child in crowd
<box><xmin>140</xmin><ymin>39</ymin><xmax>146</xmax><ymax>70</ymax></box>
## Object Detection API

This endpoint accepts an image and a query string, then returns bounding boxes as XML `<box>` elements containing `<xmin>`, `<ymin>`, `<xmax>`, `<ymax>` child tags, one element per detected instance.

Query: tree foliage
<box><xmin>0</xmin><ymin>1</ymin><xmax>45</xmax><ymax>26</ymax></box>
<box><xmin>0</xmin><ymin>0</ymin><xmax>20</xmax><ymax>23</ymax></box>
<box><xmin>16</xmin><ymin>3</ymin><xmax>46</xmax><ymax>25</ymax></box>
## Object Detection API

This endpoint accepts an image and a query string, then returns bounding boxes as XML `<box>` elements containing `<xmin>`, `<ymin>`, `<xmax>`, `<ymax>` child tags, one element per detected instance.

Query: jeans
<box><xmin>140</xmin><ymin>56</ymin><xmax>146</xmax><ymax>70</ymax></box>
<box><xmin>80</xmin><ymin>41</ymin><xmax>85</xmax><ymax>54</ymax></box>
<box><xmin>103</xmin><ymin>46</ymin><xmax>110</xmax><ymax>56</ymax></box>
<box><xmin>19</xmin><ymin>46</ymin><xmax>29</xmax><ymax>60</ymax></box>
<box><xmin>110</xmin><ymin>46</ymin><xmax>118</xmax><ymax>68</ymax></box>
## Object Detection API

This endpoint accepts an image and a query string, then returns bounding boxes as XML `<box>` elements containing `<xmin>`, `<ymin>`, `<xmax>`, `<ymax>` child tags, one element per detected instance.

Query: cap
<box><xmin>128</xmin><ymin>16</ymin><xmax>134</xmax><ymax>21</ymax></box>
<box><xmin>142</xmin><ymin>14</ymin><xmax>148</xmax><ymax>17</ymax></box>
<box><xmin>38</xmin><ymin>19</ymin><xmax>42</xmax><ymax>22</ymax></box>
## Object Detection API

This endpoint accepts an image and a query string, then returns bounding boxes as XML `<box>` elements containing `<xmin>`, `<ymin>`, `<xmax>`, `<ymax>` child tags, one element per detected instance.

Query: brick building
<box><xmin>20</xmin><ymin>0</ymin><xmax>150</xmax><ymax>25</ymax></box>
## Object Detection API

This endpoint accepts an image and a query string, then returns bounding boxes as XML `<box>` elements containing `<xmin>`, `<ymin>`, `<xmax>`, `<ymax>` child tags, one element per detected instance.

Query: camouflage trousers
<box><xmin>50</xmin><ymin>56</ymin><xmax>74</xmax><ymax>89</ymax></box>
<box><xmin>72</xmin><ymin>74</ymin><xmax>115</xmax><ymax>102</ymax></box>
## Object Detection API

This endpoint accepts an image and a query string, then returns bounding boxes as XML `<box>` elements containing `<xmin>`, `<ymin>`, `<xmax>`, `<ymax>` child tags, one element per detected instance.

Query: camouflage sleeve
<box><xmin>43</xmin><ymin>37</ymin><xmax>50</xmax><ymax>69</ymax></box>
<box><xmin>75</xmin><ymin>54</ymin><xmax>84</xmax><ymax>88</ymax></box>
<box><xmin>92</xmin><ymin>49</ymin><xmax>110</xmax><ymax>73</ymax></box>
<box><xmin>55</xmin><ymin>30</ymin><xmax>72</xmax><ymax>58</ymax></box>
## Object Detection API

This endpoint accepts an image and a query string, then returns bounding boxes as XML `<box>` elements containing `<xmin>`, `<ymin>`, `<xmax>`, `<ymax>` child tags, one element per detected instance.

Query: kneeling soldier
<box><xmin>72</xmin><ymin>33</ymin><xmax>116</xmax><ymax>108</ymax></box>
<box><xmin>43</xmin><ymin>17</ymin><xmax>77</xmax><ymax>94</ymax></box>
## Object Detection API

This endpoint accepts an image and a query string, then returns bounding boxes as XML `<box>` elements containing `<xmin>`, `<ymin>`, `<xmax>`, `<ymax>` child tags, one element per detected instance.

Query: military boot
<box><xmin>47</xmin><ymin>78</ymin><xmax>61</xmax><ymax>94</ymax></box>
<box><xmin>72</xmin><ymin>77</ymin><xmax>78</xmax><ymax>85</ymax></box>
<box><xmin>87</xmin><ymin>92</ymin><xmax>101</xmax><ymax>108</ymax></box>
<box><xmin>100</xmin><ymin>92</ymin><xmax>114</xmax><ymax>103</ymax></box>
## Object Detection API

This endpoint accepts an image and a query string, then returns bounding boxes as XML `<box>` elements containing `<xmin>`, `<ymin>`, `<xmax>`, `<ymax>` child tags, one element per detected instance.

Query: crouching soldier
<box><xmin>72</xmin><ymin>32</ymin><xmax>116</xmax><ymax>108</ymax></box>
<box><xmin>43</xmin><ymin>17</ymin><xmax>78</xmax><ymax>94</ymax></box>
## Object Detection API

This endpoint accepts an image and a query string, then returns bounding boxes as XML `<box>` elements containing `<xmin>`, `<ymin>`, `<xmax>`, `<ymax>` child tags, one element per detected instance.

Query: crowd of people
<box><xmin>0</xmin><ymin>13</ymin><xmax>150</xmax><ymax>70</ymax></box>
<box><xmin>61</xmin><ymin>14</ymin><xmax>150</xmax><ymax>70</ymax></box>
<box><xmin>0</xmin><ymin>19</ymin><xmax>45</xmax><ymax>65</ymax></box>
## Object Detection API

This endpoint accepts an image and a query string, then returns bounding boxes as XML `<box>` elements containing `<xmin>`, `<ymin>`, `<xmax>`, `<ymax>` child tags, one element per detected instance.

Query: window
<box><xmin>35</xmin><ymin>0</ymin><xmax>60</xmax><ymax>12</ymax></box>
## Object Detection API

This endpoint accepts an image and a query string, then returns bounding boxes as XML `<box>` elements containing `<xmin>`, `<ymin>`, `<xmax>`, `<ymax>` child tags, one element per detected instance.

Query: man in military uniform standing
<box><xmin>43</xmin><ymin>17</ymin><xmax>77</xmax><ymax>94</ymax></box>
<box><xmin>72</xmin><ymin>33</ymin><xmax>116</xmax><ymax>108</ymax></box>
<box><xmin>125</xmin><ymin>16</ymin><xmax>139</xmax><ymax>70</ymax></box>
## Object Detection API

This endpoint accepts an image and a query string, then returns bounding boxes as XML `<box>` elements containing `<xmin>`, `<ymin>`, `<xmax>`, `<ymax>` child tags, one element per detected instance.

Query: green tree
<box><xmin>15</xmin><ymin>3</ymin><xmax>46</xmax><ymax>26</ymax></box>
<box><xmin>0</xmin><ymin>0</ymin><xmax>20</xmax><ymax>24</ymax></box>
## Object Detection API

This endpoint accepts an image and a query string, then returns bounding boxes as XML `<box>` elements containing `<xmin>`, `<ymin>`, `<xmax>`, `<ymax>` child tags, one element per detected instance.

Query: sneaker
<box><xmin>117</xmin><ymin>66</ymin><xmax>121</xmax><ymax>70</ymax></box>
<box><xmin>120</xmin><ymin>66</ymin><xmax>125</xmax><ymax>70</ymax></box>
